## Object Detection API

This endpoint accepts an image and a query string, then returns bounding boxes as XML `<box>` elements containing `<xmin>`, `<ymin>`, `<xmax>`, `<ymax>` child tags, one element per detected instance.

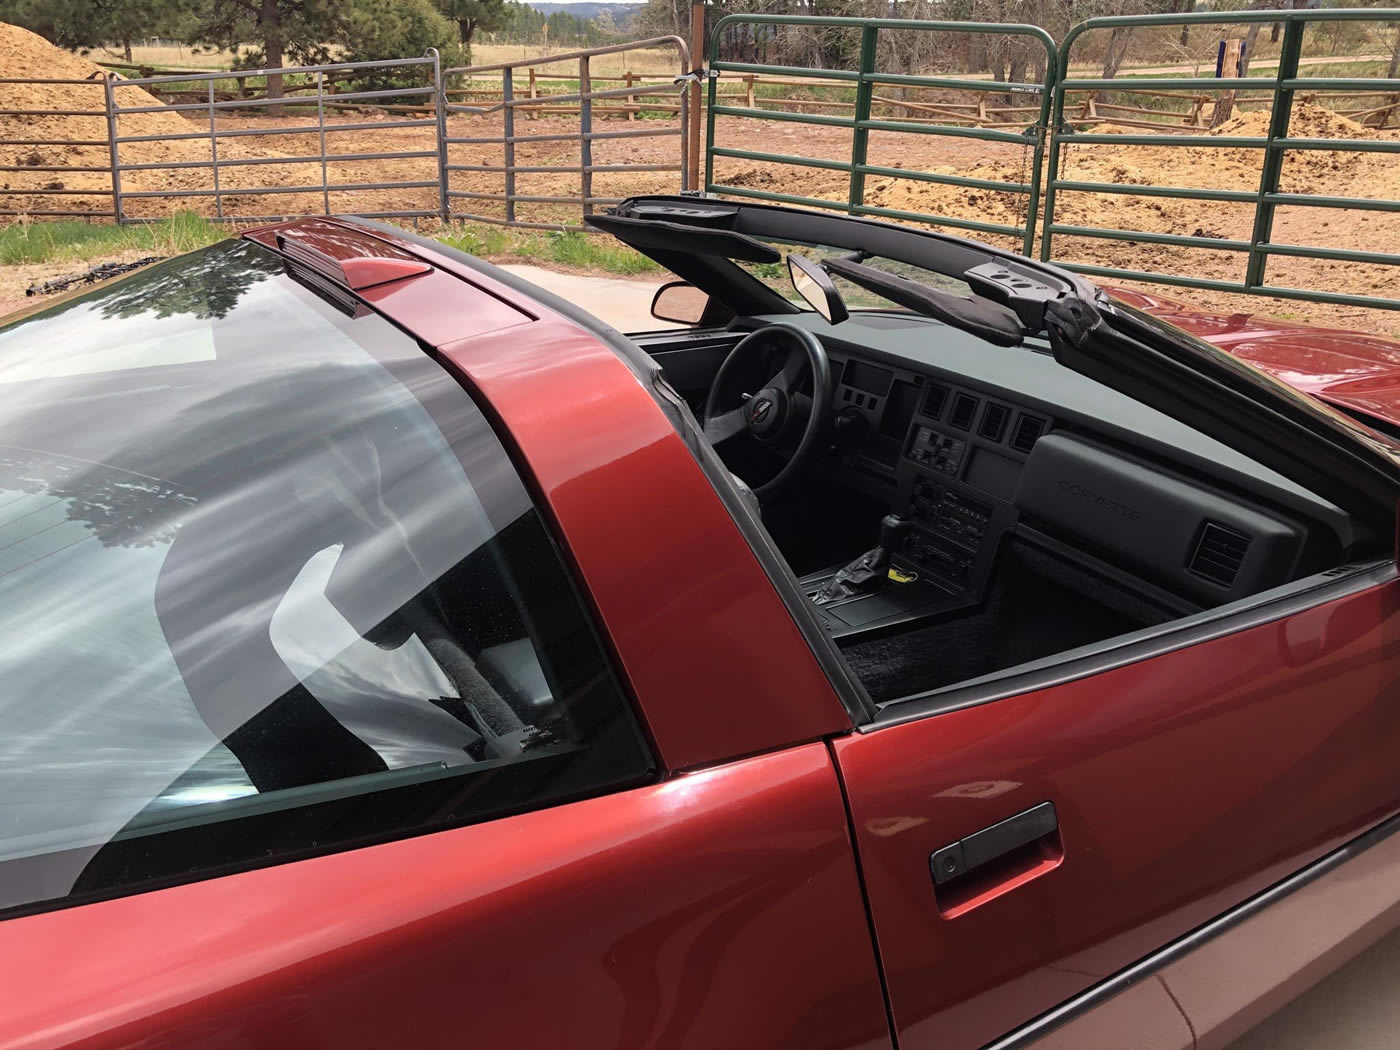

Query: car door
<box><xmin>827</xmin><ymin>296</ymin><xmax>1400</xmax><ymax>1049</ymax></box>
<box><xmin>835</xmin><ymin>566</ymin><xmax>1400</xmax><ymax>1049</ymax></box>
<box><xmin>0</xmin><ymin>237</ymin><xmax>890</xmax><ymax>1050</ymax></box>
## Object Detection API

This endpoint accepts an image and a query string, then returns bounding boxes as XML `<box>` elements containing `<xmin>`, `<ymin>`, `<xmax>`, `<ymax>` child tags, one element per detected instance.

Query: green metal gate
<box><xmin>1042</xmin><ymin>8</ymin><xmax>1400</xmax><ymax>312</ymax></box>
<box><xmin>704</xmin><ymin>15</ymin><xmax>1057</xmax><ymax>256</ymax></box>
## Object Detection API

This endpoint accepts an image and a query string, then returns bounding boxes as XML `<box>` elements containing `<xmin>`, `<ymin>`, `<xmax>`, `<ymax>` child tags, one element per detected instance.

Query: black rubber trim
<box><xmin>870</xmin><ymin>559</ymin><xmax>1394</xmax><ymax>730</ymax></box>
<box><xmin>345</xmin><ymin>218</ymin><xmax>876</xmax><ymax>725</ymax></box>
<box><xmin>981</xmin><ymin>801</ymin><xmax>1400</xmax><ymax>1050</ymax></box>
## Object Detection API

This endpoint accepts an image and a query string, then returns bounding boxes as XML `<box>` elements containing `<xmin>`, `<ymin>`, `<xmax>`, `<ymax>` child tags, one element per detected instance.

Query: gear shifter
<box><xmin>815</xmin><ymin>514</ymin><xmax>912</xmax><ymax>603</ymax></box>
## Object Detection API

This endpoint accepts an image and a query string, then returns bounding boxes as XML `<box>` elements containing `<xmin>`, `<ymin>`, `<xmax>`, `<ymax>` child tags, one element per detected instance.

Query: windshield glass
<box><xmin>738</xmin><ymin>239</ymin><xmax>975</xmax><ymax>312</ymax></box>
<box><xmin>0</xmin><ymin>240</ymin><xmax>633</xmax><ymax>911</ymax></box>
<box><xmin>0</xmin><ymin>243</ymin><xmax>492</xmax><ymax>859</ymax></box>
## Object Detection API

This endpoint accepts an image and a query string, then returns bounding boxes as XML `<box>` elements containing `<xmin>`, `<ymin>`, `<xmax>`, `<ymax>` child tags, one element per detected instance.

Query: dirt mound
<box><xmin>0</xmin><ymin>21</ymin><xmax>329</xmax><ymax>217</ymax></box>
<box><xmin>1212</xmin><ymin>101</ymin><xmax>1375</xmax><ymax>141</ymax></box>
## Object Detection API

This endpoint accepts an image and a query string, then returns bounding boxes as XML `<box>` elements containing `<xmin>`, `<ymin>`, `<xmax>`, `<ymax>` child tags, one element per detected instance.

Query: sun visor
<box><xmin>823</xmin><ymin>256</ymin><xmax>1024</xmax><ymax>347</ymax></box>
<box><xmin>584</xmin><ymin>214</ymin><xmax>782</xmax><ymax>264</ymax></box>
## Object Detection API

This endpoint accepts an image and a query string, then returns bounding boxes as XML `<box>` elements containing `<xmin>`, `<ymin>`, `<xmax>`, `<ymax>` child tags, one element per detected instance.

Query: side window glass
<box><xmin>0</xmin><ymin>245</ymin><xmax>650</xmax><ymax>916</ymax></box>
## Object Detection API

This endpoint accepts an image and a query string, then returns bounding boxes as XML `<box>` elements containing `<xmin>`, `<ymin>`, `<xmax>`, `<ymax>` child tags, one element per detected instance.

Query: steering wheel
<box><xmin>702</xmin><ymin>324</ymin><xmax>831</xmax><ymax>500</ymax></box>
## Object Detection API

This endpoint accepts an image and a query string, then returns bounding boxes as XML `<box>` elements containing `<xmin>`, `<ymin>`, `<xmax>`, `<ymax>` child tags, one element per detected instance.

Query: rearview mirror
<box><xmin>650</xmin><ymin>281</ymin><xmax>710</xmax><ymax>325</ymax></box>
<box><xmin>787</xmin><ymin>253</ymin><xmax>849</xmax><ymax>325</ymax></box>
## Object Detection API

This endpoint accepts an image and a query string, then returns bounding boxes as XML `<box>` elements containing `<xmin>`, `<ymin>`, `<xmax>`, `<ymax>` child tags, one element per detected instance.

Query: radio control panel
<box><xmin>904</xmin><ymin>477</ymin><xmax>995</xmax><ymax>584</ymax></box>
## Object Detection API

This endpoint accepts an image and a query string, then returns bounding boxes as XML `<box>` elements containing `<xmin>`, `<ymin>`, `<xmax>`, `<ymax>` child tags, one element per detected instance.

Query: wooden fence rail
<box><xmin>101</xmin><ymin>61</ymin><xmax>1400</xmax><ymax>130</ymax></box>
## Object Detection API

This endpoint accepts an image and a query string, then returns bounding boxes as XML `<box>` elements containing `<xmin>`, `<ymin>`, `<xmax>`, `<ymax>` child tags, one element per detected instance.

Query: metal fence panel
<box><xmin>441</xmin><ymin>36</ymin><xmax>691</xmax><ymax>231</ymax></box>
<box><xmin>704</xmin><ymin>14</ymin><xmax>1058</xmax><ymax>256</ymax></box>
<box><xmin>1042</xmin><ymin>7</ymin><xmax>1400</xmax><ymax>312</ymax></box>
<box><xmin>5</xmin><ymin>17</ymin><xmax>1400</xmax><ymax>320</ymax></box>
<box><xmin>108</xmin><ymin>54</ymin><xmax>444</xmax><ymax>224</ymax></box>
<box><xmin>0</xmin><ymin>75</ymin><xmax>115</xmax><ymax>219</ymax></box>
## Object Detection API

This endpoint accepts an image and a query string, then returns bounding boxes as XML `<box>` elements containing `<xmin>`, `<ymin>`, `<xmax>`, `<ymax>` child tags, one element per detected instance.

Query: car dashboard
<box><xmin>740</xmin><ymin>311</ymin><xmax>1358</xmax><ymax>642</ymax></box>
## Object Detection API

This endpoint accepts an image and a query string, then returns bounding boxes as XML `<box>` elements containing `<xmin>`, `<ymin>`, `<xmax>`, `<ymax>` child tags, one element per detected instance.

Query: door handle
<box><xmin>931</xmin><ymin>801</ymin><xmax>1058</xmax><ymax>884</ymax></box>
<box><xmin>928</xmin><ymin>802</ymin><xmax>1062</xmax><ymax>917</ymax></box>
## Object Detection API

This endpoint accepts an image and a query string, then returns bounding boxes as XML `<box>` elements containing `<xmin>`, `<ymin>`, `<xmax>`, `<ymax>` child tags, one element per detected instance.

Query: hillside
<box><xmin>522</xmin><ymin>2</ymin><xmax>639</xmax><ymax>25</ymax></box>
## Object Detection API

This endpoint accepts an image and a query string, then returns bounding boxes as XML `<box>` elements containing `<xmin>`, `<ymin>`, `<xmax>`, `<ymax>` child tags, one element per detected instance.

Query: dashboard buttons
<box><xmin>908</xmin><ymin>425</ymin><xmax>967</xmax><ymax>478</ymax></box>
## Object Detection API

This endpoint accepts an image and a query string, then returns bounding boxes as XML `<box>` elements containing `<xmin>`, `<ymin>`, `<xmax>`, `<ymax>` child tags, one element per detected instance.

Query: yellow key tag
<box><xmin>887</xmin><ymin>566</ymin><xmax>918</xmax><ymax>584</ymax></box>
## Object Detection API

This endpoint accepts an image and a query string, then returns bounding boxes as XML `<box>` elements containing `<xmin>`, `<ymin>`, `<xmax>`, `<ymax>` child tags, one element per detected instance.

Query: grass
<box><xmin>101</xmin><ymin>44</ymin><xmax>243</xmax><ymax>69</ymax></box>
<box><xmin>1246</xmin><ymin>59</ymin><xmax>1391</xmax><ymax>79</ymax></box>
<box><xmin>90</xmin><ymin>42</ymin><xmax>685</xmax><ymax>78</ymax></box>
<box><xmin>469</xmin><ymin>44</ymin><xmax>683</xmax><ymax>77</ymax></box>
<box><xmin>436</xmin><ymin>223</ymin><xmax>660</xmax><ymax>275</ymax></box>
<box><xmin>0</xmin><ymin>212</ymin><xmax>227</xmax><ymax>266</ymax></box>
<box><xmin>0</xmin><ymin>214</ymin><xmax>658</xmax><ymax>279</ymax></box>
<box><xmin>1112</xmin><ymin>58</ymin><xmax>1391</xmax><ymax>84</ymax></box>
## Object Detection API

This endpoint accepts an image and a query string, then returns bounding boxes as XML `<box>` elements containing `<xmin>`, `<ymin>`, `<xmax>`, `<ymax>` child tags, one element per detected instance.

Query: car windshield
<box><xmin>0</xmin><ymin>241</ymin><xmax>522</xmax><ymax>899</ymax></box>
<box><xmin>737</xmin><ymin>239</ymin><xmax>977</xmax><ymax>312</ymax></box>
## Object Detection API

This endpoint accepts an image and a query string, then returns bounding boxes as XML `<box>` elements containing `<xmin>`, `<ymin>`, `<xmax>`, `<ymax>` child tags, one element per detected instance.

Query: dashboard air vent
<box><xmin>949</xmin><ymin>393</ymin><xmax>977</xmax><ymax>431</ymax></box>
<box><xmin>1010</xmin><ymin>414</ymin><xmax>1045</xmax><ymax>453</ymax></box>
<box><xmin>1189</xmin><ymin>522</ymin><xmax>1251</xmax><ymax>587</ymax></box>
<box><xmin>923</xmin><ymin>384</ymin><xmax>948</xmax><ymax>420</ymax></box>
<box><xmin>979</xmin><ymin>402</ymin><xmax>1010</xmax><ymax>442</ymax></box>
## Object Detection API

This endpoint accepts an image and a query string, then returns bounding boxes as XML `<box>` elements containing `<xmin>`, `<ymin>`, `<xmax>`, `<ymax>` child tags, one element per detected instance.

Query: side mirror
<box><xmin>650</xmin><ymin>281</ymin><xmax>711</xmax><ymax>325</ymax></box>
<box><xmin>787</xmin><ymin>253</ymin><xmax>849</xmax><ymax>325</ymax></box>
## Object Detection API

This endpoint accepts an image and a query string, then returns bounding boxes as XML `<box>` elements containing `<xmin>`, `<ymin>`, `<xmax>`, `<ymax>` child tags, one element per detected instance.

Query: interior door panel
<box><xmin>633</xmin><ymin>330</ymin><xmax>738</xmax><ymax>410</ymax></box>
<box><xmin>834</xmin><ymin>573</ymin><xmax>1400</xmax><ymax>1050</ymax></box>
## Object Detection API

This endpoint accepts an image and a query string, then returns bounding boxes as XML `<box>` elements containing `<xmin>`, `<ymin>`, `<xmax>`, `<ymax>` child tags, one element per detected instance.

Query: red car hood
<box><xmin>1105</xmin><ymin>287</ymin><xmax>1400</xmax><ymax>430</ymax></box>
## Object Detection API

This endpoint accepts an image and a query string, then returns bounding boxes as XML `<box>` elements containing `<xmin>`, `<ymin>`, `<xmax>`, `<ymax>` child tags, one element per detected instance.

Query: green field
<box><xmin>1</xmin><ymin>213</ymin><xmax>659</xmax><ymax>278</ymax></box>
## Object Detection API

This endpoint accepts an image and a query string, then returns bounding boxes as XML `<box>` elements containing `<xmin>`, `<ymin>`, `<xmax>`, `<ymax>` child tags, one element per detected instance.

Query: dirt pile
<box><xmin>0</xmin><ymin>21</ymin><xmax>339</xmax><ymax>218</ymax></box>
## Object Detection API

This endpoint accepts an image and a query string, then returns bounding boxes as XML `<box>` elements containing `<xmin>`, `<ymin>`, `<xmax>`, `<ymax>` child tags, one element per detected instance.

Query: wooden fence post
<box><xmin>745</xmin><ymin>74</ymin><xmax>755</xmax><ymax>108</ymax></box>
<box><xmin>1189</xmin><ymin>94</ymin><xmax>1206</xmax><ymax>127</ymax></box>
<box><xmin>625</xmin><ymin>71</ymin><xmax>635</xmax><ymax>120</ymax></box>
<box><xmin>1210</xmin><ymin>37</ymin><xmax>1244</xmax><ymax>128</ymax></box>
<box><xmin>527</xmin><ymin>67</ymin><xmax>537</xmax><ymax>121</ymax></box>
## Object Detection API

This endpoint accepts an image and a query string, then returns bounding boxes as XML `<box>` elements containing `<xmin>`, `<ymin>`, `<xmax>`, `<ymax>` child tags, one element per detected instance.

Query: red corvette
<box><xmin>1</xmin><ymin>198</ymin><xmax>1398</xmax><ymax>1050</ymax></box>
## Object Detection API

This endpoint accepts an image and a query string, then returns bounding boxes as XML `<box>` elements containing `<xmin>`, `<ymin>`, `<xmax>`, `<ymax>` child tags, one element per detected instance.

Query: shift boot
<box><xmin>815</xmin><ymin>514</ymin><xmax>911</xmax><ymax>603</ymax></box>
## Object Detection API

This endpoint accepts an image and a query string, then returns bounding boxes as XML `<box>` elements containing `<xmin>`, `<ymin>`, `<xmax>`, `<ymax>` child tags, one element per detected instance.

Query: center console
<box><xmin>805</xmin><ymin>364</ymin><xmax>1050</xmax><ymax>642</ymax></box>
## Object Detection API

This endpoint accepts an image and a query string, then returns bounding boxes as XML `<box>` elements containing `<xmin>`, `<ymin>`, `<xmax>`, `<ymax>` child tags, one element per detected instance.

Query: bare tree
<box><xmin>1101</xmin><ymin>25</ymin><xmax>1133</xmax><ymax>78</ymax></box>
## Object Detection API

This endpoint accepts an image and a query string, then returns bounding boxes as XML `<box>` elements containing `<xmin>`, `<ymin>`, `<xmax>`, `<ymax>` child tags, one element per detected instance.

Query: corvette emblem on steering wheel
<box><xmin>750</xmin><ymin>397</ymin><xmax>773</xmax><ymax>425</ymax></box>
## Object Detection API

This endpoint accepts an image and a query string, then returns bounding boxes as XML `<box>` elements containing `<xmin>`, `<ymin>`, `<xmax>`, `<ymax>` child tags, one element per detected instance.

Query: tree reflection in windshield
<box><xmin>0</xmin><ymin>449</ymin><xmax>195</xmax><ymax>551</ymax></box>
<box><xmin>96</xmin><ymin>244</ymin><xmax>281</xmax><ymax>323</ymax></box>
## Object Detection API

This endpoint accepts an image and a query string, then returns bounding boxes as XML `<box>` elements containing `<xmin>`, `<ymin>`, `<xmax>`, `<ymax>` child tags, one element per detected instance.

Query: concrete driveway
<box><xmin>498</xmin><ymin>264</ymin><xmax>676</xmax><ymax>334</ymax></box>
